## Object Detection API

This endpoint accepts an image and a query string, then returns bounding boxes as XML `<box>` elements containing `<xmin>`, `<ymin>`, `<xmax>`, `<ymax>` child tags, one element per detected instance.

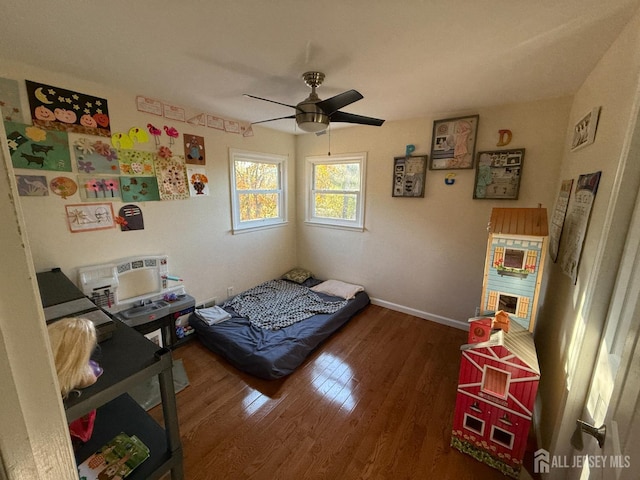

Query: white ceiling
<box><xmin>1</xmin><ymin>1</ymin><xmax>638</xmax><ymax>134</ymax></box>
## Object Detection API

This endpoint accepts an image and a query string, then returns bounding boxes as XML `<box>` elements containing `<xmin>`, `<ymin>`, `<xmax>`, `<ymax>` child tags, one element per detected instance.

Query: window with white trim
<box><xmin>229</xmin><ymin>149</ymin><xmax>287</xmax><ymax>233</ymax></box>
<box><xmin>306</xmin><ymin>152</ymin><xmax>366</xmax><ymax>230</ymax></box>
<box><xmin>463</xmin><ymin>413</ymin><xmax>485</xmax><ymax>435</ymax></box>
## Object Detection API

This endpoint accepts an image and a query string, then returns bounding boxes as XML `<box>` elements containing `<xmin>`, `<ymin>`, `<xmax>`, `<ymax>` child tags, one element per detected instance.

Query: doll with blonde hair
<box><xmin>47</xmin><ymin>316</ymin><xmax>99</xmax><ymax>398</ymax></box>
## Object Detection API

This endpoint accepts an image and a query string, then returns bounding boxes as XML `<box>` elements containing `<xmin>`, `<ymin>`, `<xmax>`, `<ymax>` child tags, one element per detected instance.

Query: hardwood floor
<box><xmin>152</xmin><ymin>305</ymin><xmax>512</xmax><ymax>479</ymax></box>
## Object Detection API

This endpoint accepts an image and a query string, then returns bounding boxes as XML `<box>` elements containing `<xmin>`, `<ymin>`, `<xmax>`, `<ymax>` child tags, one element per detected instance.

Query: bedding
<box><xmin>189</xmin><ymin>277</ymin><xmax>370</xmax><ymax>379</ymax></box>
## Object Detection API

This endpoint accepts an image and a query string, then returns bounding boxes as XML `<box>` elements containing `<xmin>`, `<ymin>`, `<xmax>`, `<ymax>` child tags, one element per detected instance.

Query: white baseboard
<box><xmin>369</xmin><ymin>297</ymin><xmax>468</xmax><ymax>330</ymax></box>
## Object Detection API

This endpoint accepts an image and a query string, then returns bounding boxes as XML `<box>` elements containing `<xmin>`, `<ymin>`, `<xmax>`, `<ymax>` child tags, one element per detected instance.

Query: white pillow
<box><xmin>311</xmin><ymin>279</ymin><xmax>364</xmax><ymax>300</ymax></box>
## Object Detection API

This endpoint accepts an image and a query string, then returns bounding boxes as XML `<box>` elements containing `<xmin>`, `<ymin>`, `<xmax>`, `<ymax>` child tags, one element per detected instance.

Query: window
<box><xmin>481</xmin><ymin>365</ymin><xmax>510</xmax><ymax>398</ymax></box>
<box><xmin>498</xmin><ymin>293</ymin><xmax>519</xmax><ymax>314</ymax></box>
<box><xmin>306</xmin><ymin>152</ymin><xmax>367</xmax><ymax>230</ymax></box>
<box><xmin>490</xmin><ymin>426</ymin><xmax>515</xmax><ymax>449</ymax></box>
<box><xmin>463</xmin><ymin>413</ymin><xmax>485</xmax><ymax>435</ymax></box>
<box><xmin>229</xmin><ymin>149</ymin><xmax>287</xmax><ymax>233</ymax></box>
<box><xmin>503</xmin><ymin>248</ymin><xmax>525</xmax><ymax>269</ymax></box>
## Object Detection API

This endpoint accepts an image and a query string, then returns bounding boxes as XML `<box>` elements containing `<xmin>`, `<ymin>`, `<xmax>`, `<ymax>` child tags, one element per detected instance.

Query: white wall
<box><xmin>295</xmin><ymin>98</ymin><xmax>571</xmax><ymax>327</ymax></box>
<box><xmin>1</xmin><ymin>59</ymin><xmax>298</xmax><ymax>306</ymax></box>
<box><xmin>534</xmin><ymin>8</ymin><xmax>640</xmax><ymax>461</ymax></box>
<box><xmin>0</xmin><ymin>125</ymin><xmax>76</xmax><ymax>477</ymax></box>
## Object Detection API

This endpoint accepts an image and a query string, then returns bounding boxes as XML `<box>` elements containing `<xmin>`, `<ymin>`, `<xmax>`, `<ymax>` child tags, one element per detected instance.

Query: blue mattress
<box><xmin>189</xmin><ymin>279</ymin><xmax>370</xmax><ymax>379</ymax></box>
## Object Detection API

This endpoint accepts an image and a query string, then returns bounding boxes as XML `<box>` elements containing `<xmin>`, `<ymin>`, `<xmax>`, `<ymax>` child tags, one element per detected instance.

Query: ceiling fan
<box><xmin>244</xmin><ymin>71</ymin><xmax>385</xmax><ymax>133</ymax></box>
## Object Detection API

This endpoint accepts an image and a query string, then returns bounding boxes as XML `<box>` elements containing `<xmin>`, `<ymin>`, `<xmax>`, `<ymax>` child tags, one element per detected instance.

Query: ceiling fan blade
<box><xmin>243</xmin><ymin>94</ymin><xmax>298</xmax><ymax>110</ymax></box>
<box><xmin>330</xmin><ymin>111</ymin><xmax>385</xmax><ymax>126</ymax></box>
<box><xmin>250</xmin><ymin>115</ymin><xmax>296</xmax><ymax>125</ymax></box>
<box><xmin>316</xmin><ymin>90</ymin><xmax>363</xmax><ymax>115</ymax></box>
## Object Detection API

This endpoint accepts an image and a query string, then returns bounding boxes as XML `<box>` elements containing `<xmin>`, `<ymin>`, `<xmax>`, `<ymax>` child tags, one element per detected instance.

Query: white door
<box><xmin>566</xmin><ymin>168</ymin><xmax>640</xmax><ymax>479</ymax></box>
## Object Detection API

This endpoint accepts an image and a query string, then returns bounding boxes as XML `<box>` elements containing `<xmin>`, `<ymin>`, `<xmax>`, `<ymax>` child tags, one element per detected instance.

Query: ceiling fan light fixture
<box><xmin>296</xmin><ymin>111</ymin><xmax>329</xmax><ymax>133</ymax></box>
<box><xmin>246</xmin><ymin>71</ymin><xmax>384</xmax><ymax>132</ymax></box>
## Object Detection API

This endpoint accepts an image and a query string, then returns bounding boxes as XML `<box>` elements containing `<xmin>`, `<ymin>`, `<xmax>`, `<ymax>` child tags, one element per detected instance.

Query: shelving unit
<box><xmin>67</xmin><ymin>319</ymin><xmax>183</xmax><ymax>480</ymax></box>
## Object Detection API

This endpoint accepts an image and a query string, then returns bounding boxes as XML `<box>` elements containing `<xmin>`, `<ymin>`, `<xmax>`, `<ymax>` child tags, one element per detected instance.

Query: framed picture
<box><xmin>65</xmin><ymin>203</ymin><xmax>116</xmax><ymax>232</ymax></box>
<box><xmin>144</xmin><ymin>329</ymin><xmax>164</xmax><ymax>348</ymax></box>
<box><xmin>429</xmin><ymin>114</ymin><xmax>479</xmax><ymax>170</ymax></box>
<box><xmin>571</xmin><ymin>107</ymin><xmax>601</xmax><ymax>152</ymax></box>
<box><xmin>473</xmin><ymin>149</ymin><xmax>525</xmax><ymax>200</ymax></box>
<box><xmin>392</xmin><ymin>155</ymin><xmax>427</xmax><ymax>197</ymax></box>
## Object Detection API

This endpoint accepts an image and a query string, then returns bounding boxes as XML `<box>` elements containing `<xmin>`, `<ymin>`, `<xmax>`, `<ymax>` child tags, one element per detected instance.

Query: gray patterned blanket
<box><xmin>223</xmin><ymin>279</ymin><xmax>348</xmax><ymax>330</ymax></box>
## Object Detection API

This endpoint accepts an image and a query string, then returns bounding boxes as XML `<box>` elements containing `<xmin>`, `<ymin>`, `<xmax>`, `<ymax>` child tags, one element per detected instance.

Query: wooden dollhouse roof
<box><xmin>461</xmin><ymin>322</ymin><xmax>540</xmax><ymax>374</ymax></box>
<box><xmin>488</xmin><ymin>208</ymin><xmax>549</xmax><ymax>237</ymax></box>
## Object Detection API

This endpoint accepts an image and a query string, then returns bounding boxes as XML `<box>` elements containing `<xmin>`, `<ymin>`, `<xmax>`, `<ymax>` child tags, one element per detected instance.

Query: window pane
<box><xmin>314</xmin><ymin>193</ymin><xmax>357</xmax><ymax>220</ymax></box>
<box><xmin>239</xmin><ymin>193</ymin><xmax>279</xmax><ymax>221</ymax></box>
<box><xmin>504</xmin><ymin>248</ymin><xmax>525</xmax><ymax>268</ymax></box>
<box><xmin>314</xmin><ymin>163</ymin><xmax>360</xmax><ymax>191</ymax></box>
<box><xmin>482</xmin><ymin>367</ymin><xmax>509</xmax><ymax>397</ymax></box>
<box><xmin>235</xmin><ymin>161</ymin><xmax>279</xmax><ymax>190</ymax></box>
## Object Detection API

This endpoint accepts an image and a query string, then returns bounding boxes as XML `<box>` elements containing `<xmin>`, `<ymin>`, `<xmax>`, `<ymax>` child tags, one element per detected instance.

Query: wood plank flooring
<box><xmin>152</xmin><ymin>305</ymin><xmax>513</xmax><ymax>479</ymax></box>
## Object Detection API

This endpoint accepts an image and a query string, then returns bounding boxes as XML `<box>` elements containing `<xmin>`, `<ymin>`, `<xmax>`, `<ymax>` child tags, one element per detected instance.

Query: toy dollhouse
<box><xmin>451</xmin><ymin>321</ymin><xmax>540</xmax><ymax>478</ymax></box>
<box><xmin>480</xmin><ymin>207</ymin><xmax>549</xmax><ymax>332</ymax></box>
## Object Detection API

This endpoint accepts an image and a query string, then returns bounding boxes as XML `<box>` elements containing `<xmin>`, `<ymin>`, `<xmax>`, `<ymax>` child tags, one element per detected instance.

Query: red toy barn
<box><xmin>451</xmin><ymin>322</ymin><xmax>539</xmax><ymax>478</ymax></box>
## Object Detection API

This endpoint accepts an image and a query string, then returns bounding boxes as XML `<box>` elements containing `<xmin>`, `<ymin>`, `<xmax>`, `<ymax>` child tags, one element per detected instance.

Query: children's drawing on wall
<box><xmin>184</xmin><ymin>134</ymin><xmax>205</xmax><ymax>165</ymax></box>
<box><xmin>5</xmin><ymin>121</ymin><xmax>71</xmax><ymax>171</ymax></box>
<box><xmin>78</xmin><ymin>176</ymin><xmax>121</xmax><ymax>201</ymax></box>
<box><xmin>110</xmin><ymin>126</ymin><xmax>149</xmax><ymax>150</ymax></box>
<box><xmin>16</xmin><ymin>175</ymin><xmax>49</xmax><ymax>196</ymax></box>
<box><xmin>116</xmin><ymin>204</ymin><xmax>144</xmax><ymax>231</ymax></box>
<box><xmin>120</xmin><ymin>176</ymin><xmax>160</xmax><ymax>202</ymax></box>
<box><xmin>65</xmin><ymin>203</ymin><xmax>115</xmax><ymax>233</ymax></box>
<box><xmin>118</xmin><ymin>150</ymin><xmax>156</xmax><ymax>176</ymax></box>
<box><xmin>430</xmin><ymin>115</ymin><xmax>479</xmax><ymax>170</ymax></box>
<box><xmin>73</xmin><ymin>136</ymin><xmax>120</xmax><ymax>174</ymax></box>
<box><xmin>558</xmin><ymin>171</ymin><xmax>601</xmax><ymax>283</ymax></box>
<box><xmin>549</xmin><ymin>179</ymin><xmax>574</xmax><ymax>262</ymax></box>
<box><xmin>25</xmin><ymin>80</ymin><xmax>111</xmax><ymax>137</ymax></box>
<box><xmin>155</xmin><ymin>155</ymin><xmax>189</xmax><ymax>200</ymax></box>
<box><xmin>50</xmin><ymin>176</ymin><xmax>77</xmax><ymax>199</ymax></box>
<box><xmin>0</xmin><ymin>77</ymin><xmax>26</xmax><ymax>123</ymax></box>
<box><xmin>187</xmin><ymin>166</ymin><xmax>209</xmax><ymax>196</ymax></box>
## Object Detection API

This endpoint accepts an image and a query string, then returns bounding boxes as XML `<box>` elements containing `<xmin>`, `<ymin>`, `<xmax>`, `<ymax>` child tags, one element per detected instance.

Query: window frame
<box><xmin>305</xmin><ymin>152</ymin><xmax>367</xmax><ymax>231</ymax></box>
<box><xmin>229</xmin><ymin>148</ymin><xmax>287</xmax><ymax>233</ymax></box>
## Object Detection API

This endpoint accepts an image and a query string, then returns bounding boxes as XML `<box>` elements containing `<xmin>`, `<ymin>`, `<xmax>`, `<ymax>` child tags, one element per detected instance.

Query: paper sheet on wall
<box><xmin>558</xmin><ymin>172</ymin><xmax>601</xmax><ymax>283</ymax></box>
<box><xmin>549</xmin><ymin>179</ymin><xmax>573</xmax><ymax>262</ymax></box>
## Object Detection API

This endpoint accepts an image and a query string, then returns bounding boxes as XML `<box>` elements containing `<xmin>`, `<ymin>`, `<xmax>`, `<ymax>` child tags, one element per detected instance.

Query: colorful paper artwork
<box><xmin>155</xmin><ymin>155</ymin><xmax>189</xmax><ymax>200</ymax></box>
<box><xmin>120</xmin><ymin>176</ymin><xmax>160</xmax><ymax>202</ymax></box>
<box><xmin>25</xmin><ymin>80</ymin><xmax>111</xmax><ymax>137</ymax></box>
<box><xmin>118</xmin><ymin>150</ymin><xmax>156</xmax><ymax>176</ymax></box>
<box><xmin>187</xmin><ymin>166</ymin><xmax>209</xmax><ymax>196</ymax></box>
<box><xmin>0</xmin><ymin>77</ymin><xmax>26</xmax><ymax>123</ymax></box>
<box><xmin>5</xmin><ymin>121</ymin><xmax>72</xmax><ymax>171</ymax></box>
<box><xmin>117</xmin><ymin>204</ymin><xmax>144</xmax><ymax>231</ymax></box>
<box><xmin>73</xmin><ymin>137</ymin><xmax>120</xmax><ymax>174</ymax></box>
<box><xmin>78</xmin><ymin>175</ymin><xmax>121</xmax><ymax>201</ymax></box>
<box><xmin>16</xmin><ymin>175</ymin><xmax>49</xmax><ymax>196</ymax></box>
<box><xmin>184</xmin><ymin>134</ymin><xmax>205</xmax><ymax>165</ymax></box>
<box><xmin>50</xmin><ymin>176</ymin><xmax>78</xmax><ymax>199</ymax></box>
<box><xmin>111</xmin><ymin>126</ymin><xmax>149</xmax><ymax>150</ymax></box>
<box><xmin>65</xmin><ymin>203</ymin><xmax>116</xmax><ymax>232</ymax></box>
